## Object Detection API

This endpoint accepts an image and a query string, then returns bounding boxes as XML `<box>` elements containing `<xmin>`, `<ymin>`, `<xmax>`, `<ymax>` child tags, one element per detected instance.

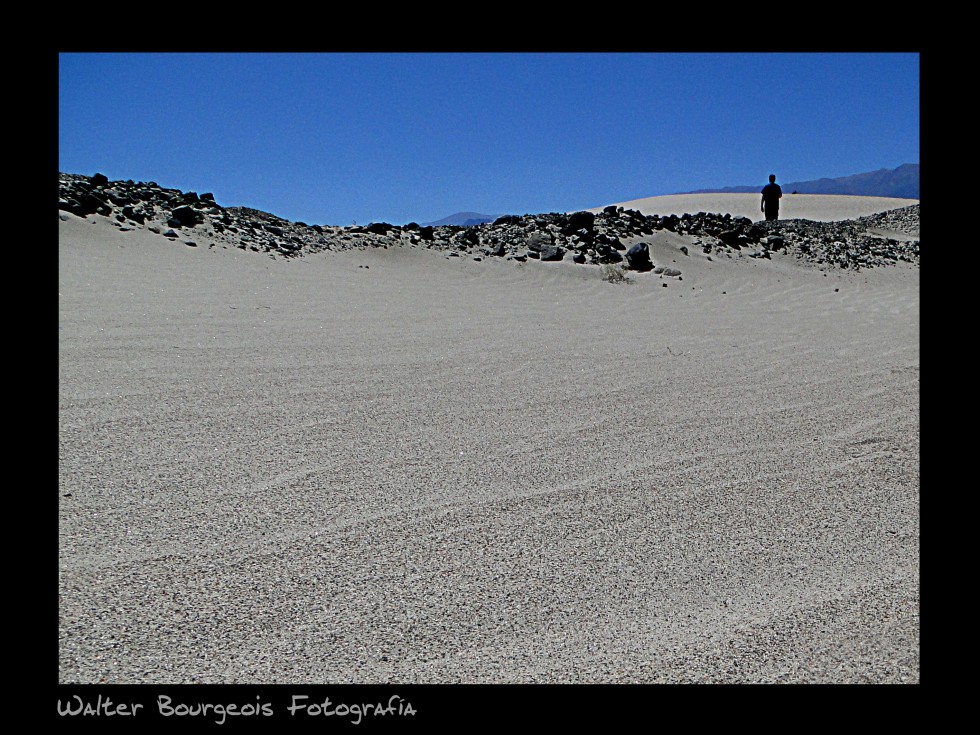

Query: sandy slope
<box><xmin>589</xmin><ymin>192</ymin><xmax>920</xmax><ymax>223</ymax></box>
<box><xmin>58</xmin><ymin>196</ymin><xmax>919</xmax><ymax>684</ymax></box>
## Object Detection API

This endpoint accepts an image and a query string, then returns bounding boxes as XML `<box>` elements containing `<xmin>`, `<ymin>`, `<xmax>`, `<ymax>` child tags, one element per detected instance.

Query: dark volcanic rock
<box><xmin>564</xmin><ymin>210</ymin><xmax>596</xmax><ymax>235</ymax></box>
<box><xmin>58</xmin><ymin>172</ymin><xmax>920</xmax><ymax>272</ymax></box>
<box><xmin>171</xmin><ymin>205</ymin><xmax>203</xmax><ymax>227</ymax></box>
<box><xmin>717</xmin><ymin>230</ymin><xmax>742</xmax><ymax>248</ymax></box>
<box><xmin>595</xmin><ymin>233</ymin><xmax>625</xmax><ymax>251</ymax></box>
<box><xmin>592</xmin><ymin>246</ymin><xmax>623</xmax><ymax>264</ymax></box>
<box><xmin>526</xmin><ymin>231</ymin><xmax>553</xmax><ymax>252</ymax></box>
<box><xmin>121</xmin><ymin>205</ymin><xmax>146</xmax><ymax>223</ymax></box>
<box><xmin>69</xmin><ymin>191</ymin><xmax>111</xmax><ymax>217</ymax></box>
<box><xmin>539</xmin><ymin>245</ymin><xmax>564</xmax><ymax>261</ymax></box>
<box><xmin>625</xmin><ymin>242</ymin><xmax>653</xmax><ymax>271</ymax></box>
<box><xmin>105</xmin><ymin>189</ymin><xmax>132</xmax><ymax>206</ymax></box>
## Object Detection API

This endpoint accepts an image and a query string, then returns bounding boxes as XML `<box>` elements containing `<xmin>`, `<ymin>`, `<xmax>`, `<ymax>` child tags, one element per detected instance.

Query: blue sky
<box><xmin>59</xmin><ymin>52</ymin><xmax>919</xmax><ymax>226</ymax></box>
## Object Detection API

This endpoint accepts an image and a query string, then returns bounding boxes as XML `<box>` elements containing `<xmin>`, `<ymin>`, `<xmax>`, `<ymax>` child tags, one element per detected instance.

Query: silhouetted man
<box><xmin>761</xmin><ymin>174</ymin><xmax>782</xmax><ymax>221</ymax></box>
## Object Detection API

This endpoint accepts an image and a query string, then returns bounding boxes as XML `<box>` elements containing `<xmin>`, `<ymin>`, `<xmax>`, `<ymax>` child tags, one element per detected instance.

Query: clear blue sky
<box><xmin>59</xmin><ymin>52</ymin><xmax>919</xmax><ymax>226</ymax></box>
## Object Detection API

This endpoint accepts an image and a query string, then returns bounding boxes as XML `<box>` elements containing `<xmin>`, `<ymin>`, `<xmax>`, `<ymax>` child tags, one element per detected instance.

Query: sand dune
<box><xmin>58</xmin><ymin>193</ymin><xmax>919</xmax><ymax>685</ymax></box>
<box><xmin>590</xmin><ymin>192</ymin><xmax>919</xmax><ymax>223</ymax></box>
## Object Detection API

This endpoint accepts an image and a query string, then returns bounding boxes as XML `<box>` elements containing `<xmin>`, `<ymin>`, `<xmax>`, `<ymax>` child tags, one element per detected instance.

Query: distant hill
<box><xmin>685</xmin><ymin>163</ymin><xmax>919</xmax><ymax>199</ymax></box>
<box><xmin>420</xmin><ymin>211</ymin><xmax>499</xmax><ymax>227</ymax></box>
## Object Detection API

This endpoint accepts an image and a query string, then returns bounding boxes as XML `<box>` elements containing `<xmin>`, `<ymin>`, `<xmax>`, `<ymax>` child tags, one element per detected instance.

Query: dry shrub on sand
<box><xmin>601</xmin><ymin>263</ymin><xmax>632</xmax><ymax>284</ymax></box>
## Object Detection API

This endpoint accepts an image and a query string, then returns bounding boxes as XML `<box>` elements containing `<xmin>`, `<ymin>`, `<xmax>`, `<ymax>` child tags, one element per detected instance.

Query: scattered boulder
<box><xmin>717</xmin><ymin>230</ymin><xmax>742</xmax><ymax>248</ymax></box>
<box><xmin>459</xmin><ymin>228</ymin><xmax>480</xmax><ymax>247</ymax></box>
<box><xmin>539</xmin><ymin>245</ymin><xmax>564</xmax><ymax>261</ymax></box>
<box><xmin>592</xmin><ymin>247</ymin><xmax>623</xmax><ymax>264</ymax></box>
<box><xmin>564</xmin><ymin>210</ymin><xmax>595</xmax><ymax>235</ymax></box>
<box><xmin>526</xmin><ymin>231</ymin><xmax>552</xmax><ymax>252</ymax></box>
<box><xmin>625</xmin><ymin>242</ymin><xmax>653</xmax><ymax>271</ymax></box>
<box><xmin>170</xmin><ymin>205</ymin><xmax>203</xmax><ymax>227</ymax></box>
<box><xmin>121</xmin><ymin>205</ymin><xmax>146</xmax><ymax>224</ymax></box>
<box><xmin>105</xmin><ymin>189</ymin><xmax>132</xmax><ymax>206</ymax></box>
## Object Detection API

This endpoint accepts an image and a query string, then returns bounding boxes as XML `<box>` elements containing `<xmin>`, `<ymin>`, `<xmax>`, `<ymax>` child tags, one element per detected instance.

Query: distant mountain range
<box><xmin>684</xmin><ymin>163</ymin><xmax>919</xmax><ymax>199</ymax></box>
<box><xmin>420</xmin><ymin>211</ymin><xmax>499</xmax><ymax>227</ymax></box>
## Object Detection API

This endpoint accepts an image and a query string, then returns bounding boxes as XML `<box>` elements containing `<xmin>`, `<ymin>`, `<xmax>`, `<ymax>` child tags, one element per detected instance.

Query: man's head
<box><xmin>769</xmin><ymin>174</ymin><xmax>776</xmax><ymax>183</ymax></box>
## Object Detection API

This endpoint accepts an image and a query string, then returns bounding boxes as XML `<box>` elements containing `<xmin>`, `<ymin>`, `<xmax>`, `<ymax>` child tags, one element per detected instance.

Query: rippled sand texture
<box><xmin>59</xmin><ymin>200</ymin><xmax>919</xmax><ymax>684</ymax></box>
